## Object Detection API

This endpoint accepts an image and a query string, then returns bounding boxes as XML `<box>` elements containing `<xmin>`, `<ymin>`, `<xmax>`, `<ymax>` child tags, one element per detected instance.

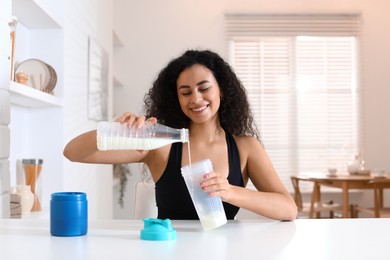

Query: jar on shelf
<box><xmin>22</xmin><ymin>159</ymin><xmax>43</xmax><ymax>211</ymax></box>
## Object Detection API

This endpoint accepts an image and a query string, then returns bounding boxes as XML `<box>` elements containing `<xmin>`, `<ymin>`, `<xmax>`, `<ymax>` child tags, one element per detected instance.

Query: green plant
<box><xmin>113</xmin><ymin>164</ymin><xmax>132</xmax><ymax>208</ymax></box>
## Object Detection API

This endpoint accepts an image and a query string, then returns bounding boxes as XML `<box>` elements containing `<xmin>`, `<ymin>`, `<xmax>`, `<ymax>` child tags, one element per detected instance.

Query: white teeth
<box><xmin>192</xmin><ymin>105</ymin><xmax>207</xmax><ymax>112</ymax></box>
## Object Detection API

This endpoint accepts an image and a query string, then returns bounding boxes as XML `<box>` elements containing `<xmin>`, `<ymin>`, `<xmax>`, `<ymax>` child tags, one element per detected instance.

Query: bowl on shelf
<box><xmin>15</xmin><ymin>72</ymin><xmax>29</xmax><ymax>84</ymax></box>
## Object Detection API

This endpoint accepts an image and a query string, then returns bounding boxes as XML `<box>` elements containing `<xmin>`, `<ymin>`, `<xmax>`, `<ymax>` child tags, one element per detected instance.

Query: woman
<box><xmin>64</xmin><ymin>49</ymin><xmax>297</xmax><ymax>221</ymax></box>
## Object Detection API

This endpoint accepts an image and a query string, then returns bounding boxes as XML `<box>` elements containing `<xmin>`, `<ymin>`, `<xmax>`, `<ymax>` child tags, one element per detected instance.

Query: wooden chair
<box><xmin>351</xmin><ymin>178</ymin><xmax>390</xmax><ymax>218</ymax></box>
<box><xmin>291</xmin><ymin>176</ymin><xmax>342</xmax><ymax>218</ymax></box>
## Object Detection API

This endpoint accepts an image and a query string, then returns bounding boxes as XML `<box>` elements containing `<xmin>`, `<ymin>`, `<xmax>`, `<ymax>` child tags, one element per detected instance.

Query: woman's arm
<box><xmin>201</xmin><ymin>137</ymin><xmax>298</xmax><ymax>221</ymax></box>
<box><xmin>63</xmin><ymin>130</ymin><xmax>148</xmax><ymax>164</ymax></box>
<box><xmin>243</xmin><ymin>138</ymin><xmax>297</xmax><ymax>220</ymax></box>
<box><xmin>63</xmin><ymin>113</ymin><xmax>157</xmax><ymax>164</ymax></box>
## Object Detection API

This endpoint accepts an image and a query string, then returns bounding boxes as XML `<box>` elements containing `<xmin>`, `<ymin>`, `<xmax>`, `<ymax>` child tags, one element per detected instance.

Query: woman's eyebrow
<box><xmin>196</xmin><ymin>80</ymin><xmax>209</xmax><ymax>86</ymax></box>
<box><xmin>178</xmin><ymin>80</ymin><xmax>210</xmax><ymax>89</ymax></box>
<box><xmin>178</xmin><ymin>85</ymin><xmax>190</xmax><ymax>89</ymax></box>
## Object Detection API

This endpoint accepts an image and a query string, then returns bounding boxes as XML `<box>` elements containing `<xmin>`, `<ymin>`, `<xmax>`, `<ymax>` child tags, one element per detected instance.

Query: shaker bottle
<box><xmin>181</xmin><ymin>159</ymin><xmax>227</xmax><ymax>230</ymax></box>
<box><xmin>96</xmin><ymin>121</ymin><xmax>189</xmax><ymax>150</ymax></box>
<box><xmin>22</xmin><ymin>159</ymin><xmax>43</xmax><ymax>211</ymax></box>
<box><xmin>50</xmin><ymin>192</ymin><xmax>88</xmax><ymax>236</ymax></box>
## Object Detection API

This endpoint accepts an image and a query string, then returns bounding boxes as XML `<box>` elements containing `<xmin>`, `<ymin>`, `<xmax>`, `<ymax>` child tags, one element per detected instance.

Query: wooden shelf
<box><xmin>9</xmin><ymin>81</ymin><xmax>62</xmax><ymax>108</ymax></box>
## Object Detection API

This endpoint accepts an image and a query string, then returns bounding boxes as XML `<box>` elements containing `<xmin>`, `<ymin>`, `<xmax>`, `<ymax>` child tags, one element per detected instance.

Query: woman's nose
<box><xmin>190</xmin><ymin>91</ymin><xmax>202</xmax><ymax>103</ymax></box>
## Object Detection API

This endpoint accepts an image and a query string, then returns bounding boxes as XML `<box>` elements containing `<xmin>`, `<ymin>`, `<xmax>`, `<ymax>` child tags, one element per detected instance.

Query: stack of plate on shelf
<box><xmin>15</xmin><ymin>59</ymin><xmax>57</xmax><ymax>94</ymax></box>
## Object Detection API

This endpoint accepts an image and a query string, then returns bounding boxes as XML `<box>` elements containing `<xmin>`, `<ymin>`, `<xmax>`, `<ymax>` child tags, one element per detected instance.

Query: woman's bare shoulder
<box><xmin>233</xmin><ymin>135</ymin><xmax>264</xmax><ymax>160</ymax></box>
<box><xmin>233</xmin><ymin>135</ymin><xmax>262</xmax><ymax>147</ymax></box>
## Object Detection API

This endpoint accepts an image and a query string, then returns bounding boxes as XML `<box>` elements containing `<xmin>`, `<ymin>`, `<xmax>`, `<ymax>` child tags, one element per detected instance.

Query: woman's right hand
<box><xmin>115</xmin><ymin>112</ymin><xmax>157</xmax><ymax>129</ymax></box>
<box><xmin>113</xmin><ymin>112</ymin><xmax>158</xmax><ymax>156</ymax></box>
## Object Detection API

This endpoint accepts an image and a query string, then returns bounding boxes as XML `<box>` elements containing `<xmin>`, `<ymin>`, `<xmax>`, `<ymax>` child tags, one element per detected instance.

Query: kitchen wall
<box><xmin>112</xmin><ymin>0</ymin><xmax>390</xmax><ymax>218</ymax></box>
<box><xmin>62</xmin><ymin>0</ymin><xmax>114</xmax><ymax>219</ymax></box>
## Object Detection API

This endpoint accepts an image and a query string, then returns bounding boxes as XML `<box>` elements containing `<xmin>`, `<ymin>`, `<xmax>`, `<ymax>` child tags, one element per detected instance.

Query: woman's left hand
<box><xmin>200</xmin><ymin>171</ymin><xmax>233</xmax><ymax>201</ymax></box>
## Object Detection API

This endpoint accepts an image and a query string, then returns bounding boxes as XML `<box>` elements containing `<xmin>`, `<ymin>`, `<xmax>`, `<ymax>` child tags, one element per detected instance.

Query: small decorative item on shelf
<box><xmin>9</xmin><ymin>193</ymin><xmax>22</xmax><ymax>219</ymax></box>
<box><xmin>14</xmin><ymin>59</ymin><xmax>57</xmax><ymax>95</ymax></box>
<box><xmin>15</xmin><ymin>71</ymin><xmax>28</xmax><ymax>84</ymax></box>
<box><xmin>8</xmin><ymin>16</ymin><xmax>18</xmax><ymax>81</ymax></box>
<box><xmin>10</xmin><ymin>185</ymin><xmax>34</xmax><ymax>214</ymax></box>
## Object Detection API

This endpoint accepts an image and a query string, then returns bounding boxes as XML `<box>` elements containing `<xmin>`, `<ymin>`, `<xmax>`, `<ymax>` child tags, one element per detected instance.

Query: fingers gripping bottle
<box><xmin>97</xmin><ymin>121</ymin><xmax>189</xmax><ymax>150</ymax></box>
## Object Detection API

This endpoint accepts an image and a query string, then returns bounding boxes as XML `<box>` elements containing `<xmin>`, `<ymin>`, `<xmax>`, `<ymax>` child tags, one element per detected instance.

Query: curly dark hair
<box><xmin>143</xmin><ymin>49</ymin><xmax>259</xmax><ymax>139</ymax></box>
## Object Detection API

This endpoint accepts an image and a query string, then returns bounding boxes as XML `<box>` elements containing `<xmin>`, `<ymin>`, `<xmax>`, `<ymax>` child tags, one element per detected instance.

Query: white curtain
<box><xmin>226</xmin><ymin>13</ymin><xmax>363</xmax><ymax>191</ymax></box>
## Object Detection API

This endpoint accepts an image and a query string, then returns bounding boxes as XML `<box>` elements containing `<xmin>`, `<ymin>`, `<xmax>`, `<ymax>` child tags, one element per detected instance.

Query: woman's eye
<box><xmin>200</xmin><ymin>87</ymin><xmax>210</xmax><ymax>92</ymax></box>
<box><xmin>182</xmin><ymin>92</ymin><xmax>191</xmax><ymax>96</ymax></box>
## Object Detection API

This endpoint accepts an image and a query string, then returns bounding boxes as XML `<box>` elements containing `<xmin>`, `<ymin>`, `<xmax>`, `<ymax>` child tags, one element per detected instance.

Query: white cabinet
<box><xmin>0</xmin><ymin>160</ymin><xmax>10</xmax><ymax>218</ymax></box>
<box><xmin>8</xmin><ymin>0</ymin><xmax>64</xmax><ymax>211</ymax></box>
<box><xmin>0</xmin><ymin>0</ymin><xmax>11</xmax><ymax>218</ymax></box>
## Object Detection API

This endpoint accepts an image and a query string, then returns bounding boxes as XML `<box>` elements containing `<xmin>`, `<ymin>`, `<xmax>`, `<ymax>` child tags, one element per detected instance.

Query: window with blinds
<box><xmin>226</xmin><ymin>14</ymin><xmax>362</xmax><ymax>191</ymax></box>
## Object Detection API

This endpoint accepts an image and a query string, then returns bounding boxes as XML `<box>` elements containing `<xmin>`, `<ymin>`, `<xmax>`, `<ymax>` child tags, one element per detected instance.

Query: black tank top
<box><xmin>155</xmin><ymin>132</ymin><xmax>244</xmax><ymax>220</ymax></box>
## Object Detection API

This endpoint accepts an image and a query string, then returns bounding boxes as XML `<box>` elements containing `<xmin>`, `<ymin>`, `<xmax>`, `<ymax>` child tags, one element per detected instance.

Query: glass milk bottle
<box><xmin>96</xmin><ymin>121</ymin><xmax>189</xmax><ymax>150</ymax></box>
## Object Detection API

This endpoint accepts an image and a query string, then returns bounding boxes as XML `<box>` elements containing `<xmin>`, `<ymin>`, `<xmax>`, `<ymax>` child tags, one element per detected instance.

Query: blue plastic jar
<box><xmin>50</xmin><ymin>192</ymin><xmax>88</xmax><ymax>237</ymax></box>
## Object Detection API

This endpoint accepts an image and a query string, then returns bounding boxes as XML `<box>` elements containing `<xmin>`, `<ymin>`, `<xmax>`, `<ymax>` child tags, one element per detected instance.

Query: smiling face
<box><xmin>176</xmin><ymin>64</ymin><xmax>221</xmax><ymax>125</ymax></box>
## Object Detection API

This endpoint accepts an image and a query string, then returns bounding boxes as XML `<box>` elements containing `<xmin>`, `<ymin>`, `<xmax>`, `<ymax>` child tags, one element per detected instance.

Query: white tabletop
<box><xmin>0</xmin><ymin>218</ymin><xmax>389</xmax><ymax>260</ymax></box>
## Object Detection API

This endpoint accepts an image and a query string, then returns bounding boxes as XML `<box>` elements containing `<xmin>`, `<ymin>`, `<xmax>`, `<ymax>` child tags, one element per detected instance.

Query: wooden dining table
<box><xmin>293</xmin><ymin>173</ymin><xmax>390</xmax><ymax>218</ymax></box>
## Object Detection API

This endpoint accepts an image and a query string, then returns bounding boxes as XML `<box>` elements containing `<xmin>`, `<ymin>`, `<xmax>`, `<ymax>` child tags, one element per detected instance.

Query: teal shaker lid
<box><xmin>140</xmin><ymin>218</ymin><xmax>176</xmax><ymax>241</ymax></box>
